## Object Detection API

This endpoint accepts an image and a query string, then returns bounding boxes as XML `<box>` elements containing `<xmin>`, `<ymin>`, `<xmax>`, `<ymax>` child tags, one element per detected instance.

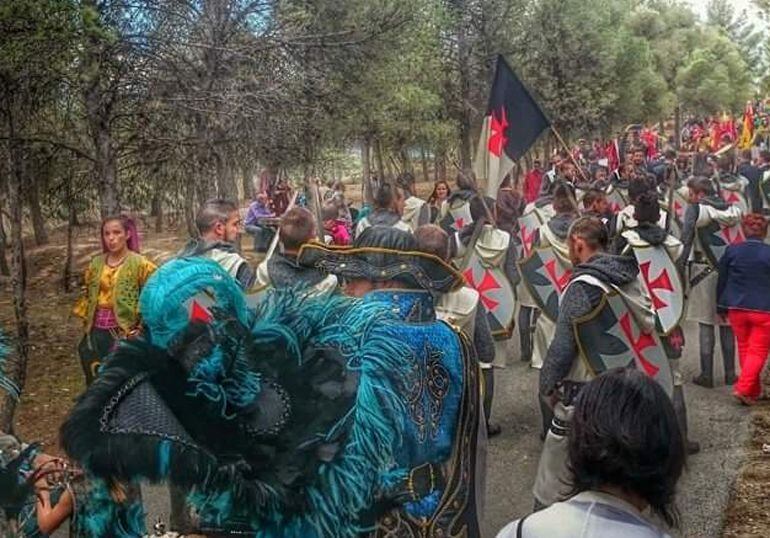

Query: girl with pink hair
<box><xmin>73</xmin><ymin>215</ymin><xmax>157</xmax><ymax>384</ymax></box>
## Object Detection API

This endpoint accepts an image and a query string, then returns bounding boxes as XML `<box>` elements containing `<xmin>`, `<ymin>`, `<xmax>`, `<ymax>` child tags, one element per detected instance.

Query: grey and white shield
<box><xmin>462</xmin><ymin>252</ymin><xmax>515</xmax><ymax>337</ymax></box>
<box><xmin>632</xmin><ymin>245</ymin><xmax>684</xmax><ymax>335</ymax></box>
<box><xmin>440</xmin><ymin>201</ymin><xmax>474</xmax><ymax>233</ymax></box>
<box><xmin>720</xmin><ymin>188</ymin><xmax>749</xmax><ymax>214</ymax></box>
<box><xmin>516</xmin><ymin>210</ymin><xmax>543</xmax><ymax>260</ymax></box>
<box><xmin>696</xmin><ymin>220</ymin><xmax>745</xmax><ymax>267</ymax></box>
<box><xmin>605</xmin><ymin>186</ymin><xmax>628</xmax><ymax>214</ymax></box>
<box><xmin>517</xmin><ymin>247</ymin><xmax>573</xmax><ymax>322</ymax></box>
<box><xmin>575</xmin><ymin>292</ymin><xmax>674</xmax><ymax>397</ymax></box>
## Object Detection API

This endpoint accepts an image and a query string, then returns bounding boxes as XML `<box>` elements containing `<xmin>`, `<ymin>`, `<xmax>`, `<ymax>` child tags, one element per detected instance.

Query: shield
<box><xmin>462</xmin><ymin>252</ymin><xmax>515</xmax><ymax>337</ymax></box>
<box><xmin>663</xmin><ymin>188</ymin><xmax>688</xmax><ymax>227</ymax></box>
<box><xmin>631</xmin><ymin>245</ymin><xmax>684</xmax><ymax>335</ymax></box>
<box><xmin>696</xmin><ymin>220</ymin><xmax>745</xmax><ymax>267</ymax></box>
<box><xmin>517</xmin><ymin>247</ymin><xmax>573</xmax><ymax>322</ymax></box>
<box><xmin>761</xmin><ymin>172</ymin><xmax>770</xmax><ymax>207</ymax></box>
<box><xmin>604</xmin><ymin>186</ymin><xmax>627</xmax><ymax>214</ymax></box>
<box><xmin>440</xmin><ymin>200</ymin><xmax>474</xmax><ymax>233</ymax></box>
<box><xmin>516</xmin><ymin>210</ymin><xmax>543</xmax><ymax>260</ymax></box>
<box><xmin>574</xmin><ymin>292</ymin><xmax>674</xmax><ymax>397</ymax></box>
<box><xmin>720</xmin><ymin>188</ymin><xmax>749</xmax><ymax>214</ymax></box>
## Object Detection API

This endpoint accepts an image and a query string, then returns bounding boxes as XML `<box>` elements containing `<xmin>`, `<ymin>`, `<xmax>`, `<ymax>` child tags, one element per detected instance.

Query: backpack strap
<box><xmin>516</xmin><ymin>514</ymin><xmax>531</xmax><ymax>538</ymax></box>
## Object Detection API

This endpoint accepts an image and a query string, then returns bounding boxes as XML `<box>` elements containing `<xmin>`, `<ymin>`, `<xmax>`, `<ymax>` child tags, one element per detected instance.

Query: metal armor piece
<box><xmin>573</xmin><ymin>283</ymin><xmax>674</xmax><ymax>397</ymax></box>
<box><xmin>631</xmin><ymin>244</ymin><xmax>685</xmax><ymax>335</ymax></box>
<box><xmin>518</xmin><ymin>247</ymin><xmax>573</xmax><ymax>322</ymax></box>
<box><xmin>696</xmin><ymin>220</ymin><xmax>745</xmax><ymax>267</ymax></box>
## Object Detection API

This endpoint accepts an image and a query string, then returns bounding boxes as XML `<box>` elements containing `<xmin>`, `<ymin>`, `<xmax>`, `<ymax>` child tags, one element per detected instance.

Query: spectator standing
<box><xmin>499</xmin><ymin>369</ymin><xmax>684</xmax><ymax>538</ymax></box>
<box><xmin>72</xmin><ymin>215</ymin><xmax>156</xmax><ymax>385</ymax></box>
<box><xmin>717</xmin><ymin>213</ymin><xmax>770</xmax><ymax>405</ymax></box>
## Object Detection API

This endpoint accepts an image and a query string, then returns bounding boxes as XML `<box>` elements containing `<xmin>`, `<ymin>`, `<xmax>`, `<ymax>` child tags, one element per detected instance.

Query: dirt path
<box><xmin>1</xmin><ymin>213</ymin><xmax>767</xmax><ymax>537</ymax></box>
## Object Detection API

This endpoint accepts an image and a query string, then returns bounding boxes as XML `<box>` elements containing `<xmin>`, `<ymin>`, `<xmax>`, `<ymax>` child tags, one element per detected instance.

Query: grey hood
<box><xmin>573</xmin><ymin>253</ymin><xmax>639</xmax><ymax>287</ymax></box>
<box><xmin>635</xmin><ymin>223</ymin><xmax>668</xmax><ymax>246</ymax></box>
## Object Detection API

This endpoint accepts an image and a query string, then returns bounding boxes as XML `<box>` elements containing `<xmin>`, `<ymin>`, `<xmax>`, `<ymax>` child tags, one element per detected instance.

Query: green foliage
<box><xmin>675</xmin><ymin>29</ymin><xmax>753</xmax><ymax>115</ymax></box>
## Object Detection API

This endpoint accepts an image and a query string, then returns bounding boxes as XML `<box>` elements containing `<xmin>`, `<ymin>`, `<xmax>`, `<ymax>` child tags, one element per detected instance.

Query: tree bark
<box><xmin>241</xmin><ymin>163</ymin><xmax>254</xmax><ymax>201</ymax></box>
<box><xmin>62</xmin><ymin>172</ymin><xmax>76</xmax><ymax>292</ymax></box>
<box><xmin>674</xmin><ymin>101</ymin><xmax>682</xmax><ymax>150</ymax></box>
<box><xmin>26</xmin><ymin>172</ymin><xmax>48</xmax><ymax>245</ymax></box>
<box><xmin>2</xmin><ymin>103</ymin><xmax>30</xmax><ymax>433</ymax></box>
<box><xmin>151</xmin><ymin>180</ymin><xmax>164</xmax><ymax>233</ymax></box>
<box><xmin>454</xmin><ymin>0</ymin><xmax>473</xmax><ymax>170</ymax></box>
<box><xmin>420</xmin><ymin>148</ymin><xmax>430</xmax><ymax>183</ymax></box>
<box><xmin>0</xmin><ymin>190</ymin><xmax>10</xmax><ymax>277</ymax></box>
<box><xmin>362</xmin><ymin>136</ymin><xmax>373</xmax><ymax>206</ymax></box>
<box><xmin>375</xmin><ymin>138</ymin><xmax>386</xmax><ymax>182</ymax></box>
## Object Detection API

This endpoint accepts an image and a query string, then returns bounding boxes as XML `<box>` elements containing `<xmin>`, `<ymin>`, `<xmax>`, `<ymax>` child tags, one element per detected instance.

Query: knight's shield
<box><xmin>761</xmin><ymin>172</ymin><xmax>770</xmax><ymax>207</ymax></box>
<box><xmin>631</xmin><ymin>245</ymin><xmax>684</xmax><ymax>335</ymax></box>
<box><xmin>696</xmin><ymin>221</ymin><xmax>745</xmax><ymax>267</ymax></box>
<box><xmin>516</xmin><ymin>210</ymin><xmax>543</xmax><ymax>260</ymax></box>
<box><xmin>517</xmin><ymin>247</ymin><xmax>573</xmax><ymax>322</ymax></box>
<box><xmin>720</xmin><ymin>189</ymin><xmax>749</xmax><ymax>214</ymax></box>
<box><xmin>440</xmin><ymin>201</ymin><xmax>474</xmax><ymax>233</ymax></box>
<box><xmin>574</xmin><ymin>293</ymin><xmax>674</xmax><ymax>397</ymax></box>
<box><xmin>605</xmin><ymin>187</ymin><xmax>628</xmax><ymax>214</ymax></box>
<box><xmin>462</xmin><ymin>252</ymin><xmax>515</xmax><ymax>338</ymax></box>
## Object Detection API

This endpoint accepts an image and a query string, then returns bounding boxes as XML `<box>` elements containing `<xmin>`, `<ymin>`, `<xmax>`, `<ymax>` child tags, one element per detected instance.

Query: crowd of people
<box><xmin>1</xmin><ymin>132</ymin><xmax>770</xmax><ymax>538</ymax></box>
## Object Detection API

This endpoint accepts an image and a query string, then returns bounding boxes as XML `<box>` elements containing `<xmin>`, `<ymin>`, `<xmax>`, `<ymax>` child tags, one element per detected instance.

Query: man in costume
<box><xmin>517</xmin><ymin>184</ymin><xmax>577</xmax><ymax>439</ymax></box>
<box><xmin>534</xmin><ymin>216</ymin><xmax>671</xmax><ymax>508</ymax></box>
<box><xmin>680</xmin><ymin>176</ymin><xmax>743</xmax><ymax>388</ymax></box>
<box><xmin>525</xmin><ymin>184</ymin><xmax>579</xmax><ymax>370</ymax></box>
<box><xmin>299</xmin><ymin>226</ymin><xmax>483</xmax><ymax>536</ymax></box>
<box><xmin>415</xmin><ymin>224</ymin><xmax>499</xmax><ymax>436</ymax></box>
<box><xmin>737</xmin><ymin>149</ymin><xmax>762</xmax><ymax>213</ymax></box>
<box><xmin>254</xmin><ymin>206</ymin><xmax>338</xmax><ymax>293</ymax></box>
<box><xmin>396</xmin><ymin>172</ymin><xmax>431</xmax><ymax>232</ymax></box>
<box><xmin>63</xmin><ymin>235</ymin><xmax>482</xmax><ymax>537</ymax></box>
<box><xmin>516</xmin><ymin>177</ymin><xmax>557</xmax><ymax>368</ymax></box>
<box><xmin>178</xmin><ymin>198</ymin><xmax>255</xmax><ymax>289</ymax></box>
<box><xmin>714</xmin><ymin>154</ymin><xmax>750</xmax><ymax>215</ymax></box>
<box><xmin>612</xmin><ymin>192</ymin><xmax>700</xmax><ymax>454</ymax></box>
<box><xmin>581</xmin><ymin>187</ymin><xmax>613</xmax><ymax>233</ymax></box>
<box><xmin>355</xmin><ymin>183</ymin><xmax>411</xmax><ymax>237</ymax></box>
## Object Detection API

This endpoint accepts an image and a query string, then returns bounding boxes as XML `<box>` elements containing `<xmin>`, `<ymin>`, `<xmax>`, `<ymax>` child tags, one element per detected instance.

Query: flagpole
<box><xmin>549</xmin><ymin>126</ymin><xmax>584</xmax><ymax>212</ymax></box>
<box><xmin>550</xmin><ymin>126</ymin><xmax>589</xmax><ymax>184</ymax></box>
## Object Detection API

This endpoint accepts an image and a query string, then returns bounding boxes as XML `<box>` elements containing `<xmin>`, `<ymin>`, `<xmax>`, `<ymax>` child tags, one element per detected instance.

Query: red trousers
<box><xmin>728</xmin><ymin>308</ymin><xmax>770</xmax><ymax>400</ymax></box>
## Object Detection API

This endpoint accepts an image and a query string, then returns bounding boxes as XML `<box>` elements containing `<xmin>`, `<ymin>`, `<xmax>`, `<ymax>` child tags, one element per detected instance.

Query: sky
<box><xmin>687</xmin><ymin>0</ymin><xmax>763</xmax><ymax>22</ymax></box>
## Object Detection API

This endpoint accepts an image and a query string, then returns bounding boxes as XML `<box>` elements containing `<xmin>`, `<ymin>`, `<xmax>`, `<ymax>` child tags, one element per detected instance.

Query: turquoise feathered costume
<box><xmin>62</xmin><ymin>258</ymin><xmax>413</xmax><ymax>537</ymax></box>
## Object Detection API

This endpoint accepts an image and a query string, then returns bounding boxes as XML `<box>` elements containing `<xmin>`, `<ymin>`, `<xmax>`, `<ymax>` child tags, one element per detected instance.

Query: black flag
<box><xmin>474</xmin><ymin>55</ymin><xmax>550</xmax><ymax>198</ymax></box>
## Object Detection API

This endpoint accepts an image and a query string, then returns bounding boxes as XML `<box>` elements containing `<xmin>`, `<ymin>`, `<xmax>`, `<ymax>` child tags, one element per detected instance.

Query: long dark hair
<box><xmin>427</xmin><ymin>180</ymin><xmax>451</xmax><ymax>206</ymax></box>
<box><xmin>568</xmin><ymin>368</ymin><xmax>685</xmax><ymax>528</ymax></box>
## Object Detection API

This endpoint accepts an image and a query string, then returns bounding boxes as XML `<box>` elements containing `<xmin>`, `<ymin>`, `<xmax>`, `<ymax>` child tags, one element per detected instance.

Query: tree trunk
<box><xmin>152</xmin><ymin>180</ymin><xmax>164</xmax><ymax>233</ymax></box>
<box><xmin>375</xmin><ymin>138</ymin><xmax>386</xmax><ymax>182</ymax></box>
<box><xmin>241</xmin><ymin>164</ymin><xmax>254</xmax><ymax>201</ymax></box>
<box><xmin>0</xmin><ymin>193</ymin><xmax>10</xmax><ymax>277</ymax></box>
<box><xmin>62</xmin><ymin>174</ymin><xmax>76</xmax><ymax>292</ymax></box>
<box><xmin>674</xmin><ymin>101</ymin><xmax>682</xmax><ymax>150</ymax></box>
<box><xmin>420</xmin><ymin>148</ymin><xmax>430</xmax><ymax>184</ymax></box>
<box><xmin>2</xmin><ymin>108</ymin><xmax>30</xmax><ymax>433</ymax></box>
<box><xmin>455</xmin><ymin>1</ymin><xmax>473</xmax><ymax>170</ymax></box>
<box><xmin>26</xmin><ymin>173</ymin><xmax>48</xmax><ymax>245</ymax></box>
<box><xmin>362</xmin><ymin>136</ymin><xmax>373</xmax><ymax>206</ymax></box>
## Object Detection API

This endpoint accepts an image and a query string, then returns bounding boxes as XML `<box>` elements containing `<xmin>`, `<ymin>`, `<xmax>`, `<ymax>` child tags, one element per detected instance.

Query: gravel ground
<box><xmin>481</xmin><ymin>319</ymin><xmax>751</xmax><ymax>537</ymax></box>
<box><xmin>56</xmin><ymin>320</ymin><xmax>748</xmax><ymax>537</ymax></box>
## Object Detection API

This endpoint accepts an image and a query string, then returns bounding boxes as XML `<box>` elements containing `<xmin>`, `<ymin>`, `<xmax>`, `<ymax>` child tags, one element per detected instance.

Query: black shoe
<box><xmin>725</xmin><ymin>374</ymin><xmax>738</xmax><ymax>386</ymax></box>
<box><xmin>487</xmin><ymin>422</ymin><xmax>502</xmax><ymax>437</ymax></box>
<box><xmin>692</xmin><ymin>375</ymin><xmax>714</xmax><ymax>388</ymax></box>
<box><xmin>686</xmin><ymin>440</ymin><xmax>701</xmax><ymax>455</ymax></box>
